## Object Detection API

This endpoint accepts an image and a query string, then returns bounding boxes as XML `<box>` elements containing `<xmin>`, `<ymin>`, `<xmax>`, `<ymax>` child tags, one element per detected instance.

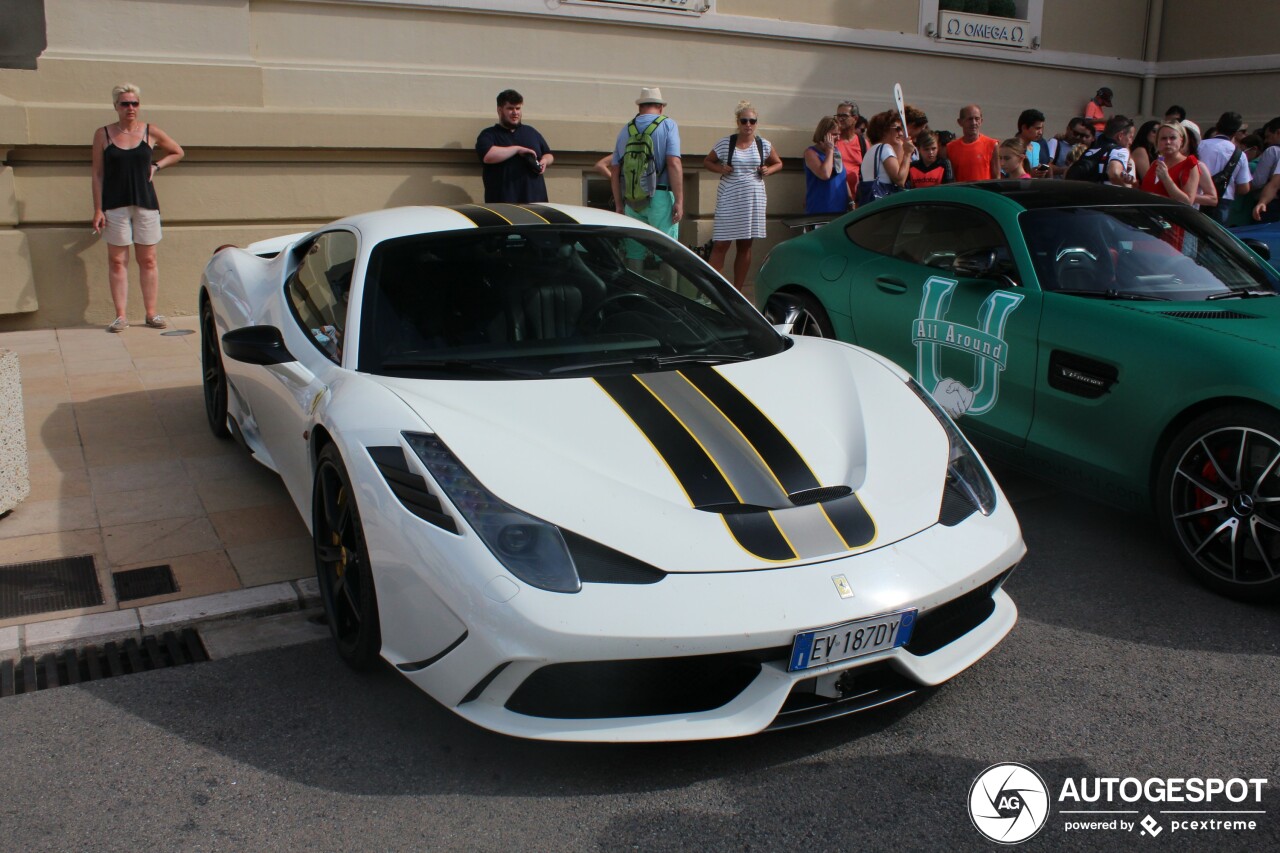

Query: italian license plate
<box><xmin>788</xmin><ymin>609</ymin><xmax>917</xmax><ymax>672</ymax></box>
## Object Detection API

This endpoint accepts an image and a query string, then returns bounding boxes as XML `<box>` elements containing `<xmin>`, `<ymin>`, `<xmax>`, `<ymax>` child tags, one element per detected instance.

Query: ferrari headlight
<box><xmin>404</xmin><ymin>432</ymin><xmax>581</xmax><ymax>593</ymax></box>
<box><xmin>905</xmin><ymin>379</ymin><xmax>997</xmax><ymax>517</ymax></box>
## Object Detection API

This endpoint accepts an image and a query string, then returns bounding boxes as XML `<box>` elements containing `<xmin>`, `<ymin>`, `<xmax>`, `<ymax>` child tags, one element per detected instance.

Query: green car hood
<box><xmin>1115</xmin><ymin>298</ymin><xmax>1280</xmax><ymax>351</ymax></box>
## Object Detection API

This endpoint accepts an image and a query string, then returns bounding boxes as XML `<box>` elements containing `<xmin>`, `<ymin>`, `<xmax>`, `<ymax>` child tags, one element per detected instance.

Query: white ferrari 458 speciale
<box><xmin>199</xmin><ymin>202</ymin><xmax>1024</xmax><ymax>741</ymax></box>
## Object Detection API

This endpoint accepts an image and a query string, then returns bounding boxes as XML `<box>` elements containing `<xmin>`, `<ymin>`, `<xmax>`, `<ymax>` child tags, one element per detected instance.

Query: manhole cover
<box><xmin>0</xmin><ymin>555</ymin><xmax>103</xmax><ymax>620</ymax></box>
<box><xmin>161</xmin><ymin>329</ymin><xmax>195</xmax><ymax>336</ymax></box>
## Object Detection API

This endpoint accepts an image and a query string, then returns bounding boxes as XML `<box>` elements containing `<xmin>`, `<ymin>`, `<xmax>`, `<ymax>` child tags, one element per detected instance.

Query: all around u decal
<box><xmin>912</xmin><ymin>276</ymin><xmax>1023</xmax><ymax>418</ymax></box>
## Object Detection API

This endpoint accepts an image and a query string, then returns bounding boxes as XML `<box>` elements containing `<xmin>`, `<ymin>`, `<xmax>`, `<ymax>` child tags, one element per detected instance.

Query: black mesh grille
<box><xmin>789</xmin><ymin>485</ymin><xmax>853</xmax><ymax>506</ymax></box>
<box><xmin>367</xmin><ymin>446</ymin><xmax>458</xmax><ymax>533</ymax></box>
<box><xmin>938</xmin><ymin>480</ymin><xmax>978</xmax><ymax>527</ymax></box>
<box><xmin>1159</xmin><ymin>310</ymin><xmax>1258</xmax><ymax>320</ymax></box>
<box><xmin>905</xmin><ymin>568</ymin><xmax>1013</xmax><ymax>656</ymax></box>
<box><xmin>562</xmin><ymin>531</ymin><xmax>666</xmax><ymax>584</ymax></box>
<box><xmin>505</xmin><ymin>647</ymin><xmax>786</xmax><ymax>719</ymax></box>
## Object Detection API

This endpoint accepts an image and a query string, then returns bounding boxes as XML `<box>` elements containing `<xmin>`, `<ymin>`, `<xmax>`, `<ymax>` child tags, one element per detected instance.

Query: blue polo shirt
<box><xmin>475</xmin><ymin>122</ymin><xmax>551</xmax><ymax>204</ymax></box>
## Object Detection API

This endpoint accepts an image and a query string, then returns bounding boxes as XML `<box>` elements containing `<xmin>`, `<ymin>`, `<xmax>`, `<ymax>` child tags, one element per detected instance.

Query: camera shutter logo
<box><xmin>968</xmin><ymin>763</ymin><xmax>1050</xmax><ymax>844</ymax></box>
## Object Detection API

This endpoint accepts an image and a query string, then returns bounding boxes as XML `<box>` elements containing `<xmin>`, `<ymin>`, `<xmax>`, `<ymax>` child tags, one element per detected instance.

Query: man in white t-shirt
<box><xmin>1198</xmin><ymin>111</ymin><xmax>1253</xmax><ymax>224</ymax></box>
<box><xmin>1102</xmin><ymin>116</ymin><xmax>1137</xmax><ymax>188</ymax></box>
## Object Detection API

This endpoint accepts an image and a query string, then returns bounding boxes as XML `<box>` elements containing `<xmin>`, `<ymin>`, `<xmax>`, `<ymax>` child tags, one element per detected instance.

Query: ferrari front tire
<box><xmin>1156</xmin><ymin>406</ymin><xmax>1280</xmax><ymax>601</ymax></box>
<box><xmin>200</xmin><ymin>299</ymin><xmax>230</xmax><ymax>439</ymax></box>
<box><xmin>313</xmin><ymin>444</ymin><xmax>383</xmax><ymax>669</ymax></box>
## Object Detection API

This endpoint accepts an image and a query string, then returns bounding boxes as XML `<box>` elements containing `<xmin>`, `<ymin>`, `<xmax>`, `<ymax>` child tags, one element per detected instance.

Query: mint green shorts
<box><xmin>623</xmin><ymin>189</ymin><xmax>678</xmax><ymax>258</ymax></box>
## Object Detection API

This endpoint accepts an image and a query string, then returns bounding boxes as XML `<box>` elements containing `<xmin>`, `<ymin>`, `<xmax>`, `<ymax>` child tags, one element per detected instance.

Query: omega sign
<box><xmin>938</xmin><ymin>11</ymin><xmax>1030</xmax><ymax>49</ymax></box>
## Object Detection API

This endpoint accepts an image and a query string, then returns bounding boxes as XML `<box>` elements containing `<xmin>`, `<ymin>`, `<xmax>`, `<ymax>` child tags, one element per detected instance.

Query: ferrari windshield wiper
<box><xmin>1052</xmin><ymin>288</ymin><xmax>1169</xmax><ymax>301</ymax></box>
<box><xmin>1205</xmin><ymin>288</ymin><xmax>1277</xmax><ymax>300</ymax></box>
<box><xmin>547</xmin><ymin>353</ymin><xmax>751</xmax><ymax>375</ymax></box>
<box><xmin>379</xmin><ymin>358</ymin><xmax>542</xmax><ymax>377</ymax></box>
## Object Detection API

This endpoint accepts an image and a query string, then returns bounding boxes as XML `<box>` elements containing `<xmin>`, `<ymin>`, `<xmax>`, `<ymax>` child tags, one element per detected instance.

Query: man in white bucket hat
<box><xmin>610</xmin><ymin>87</ymin><xmax>683</xmax><ymax>249</ymax></box>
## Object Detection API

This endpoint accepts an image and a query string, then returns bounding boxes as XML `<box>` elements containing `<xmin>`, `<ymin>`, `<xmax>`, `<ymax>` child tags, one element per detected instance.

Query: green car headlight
<box><xmin>404</xmin><ymin>432</ymin><xmax>581</xmax><ymax>593</ymax></box>
<box><xmin>905</xmin><ymin>379</ymin><xmax>998</xmax><ymax>518</ymax></box>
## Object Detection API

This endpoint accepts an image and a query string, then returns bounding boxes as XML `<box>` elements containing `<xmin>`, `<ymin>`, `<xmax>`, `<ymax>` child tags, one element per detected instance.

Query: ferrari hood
<box><xmin>373</xmin><ymin>338</ymin><xmax>953</xmax><ymax>572</ymax></box>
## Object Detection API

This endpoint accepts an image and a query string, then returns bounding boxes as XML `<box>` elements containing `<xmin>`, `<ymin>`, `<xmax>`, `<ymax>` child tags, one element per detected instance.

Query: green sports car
<box><xmin>757</xmin><ymin>181</ymin><xmax>1280</xmax><ymax>601</ymax></box>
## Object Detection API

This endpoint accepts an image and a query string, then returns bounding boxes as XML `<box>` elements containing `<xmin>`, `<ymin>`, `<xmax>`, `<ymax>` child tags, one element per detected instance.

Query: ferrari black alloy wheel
<box><xmin>1158</xmin><ymin>407</ymin><xmax>1280</xmax><ymax>601</ymax></box>
<box><xmin>313</xmin><ymin>444</ymin><xmax>382</xmax><ymax>669</ymax></box>
<box><xmin>200</xmin><ymin>299</ymin><xmax>230</xmax><ymax>439</ymax></box>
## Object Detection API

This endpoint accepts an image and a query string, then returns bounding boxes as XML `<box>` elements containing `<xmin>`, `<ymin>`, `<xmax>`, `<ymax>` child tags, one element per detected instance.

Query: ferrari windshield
<box><xmin>1020</xmin><ymin>205</ymin><xmax>1279</xmax><ymax>301</ymax></box>
<box><xmin>358</xmin><ymin>225</ymin><xmax>785</xmax><ymax>378</ymax></box>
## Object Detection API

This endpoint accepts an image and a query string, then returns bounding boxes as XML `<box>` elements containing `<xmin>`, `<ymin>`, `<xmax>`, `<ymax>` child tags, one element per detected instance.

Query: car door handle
<box><xmin>875</xmin><ymin>276</ymin><xmax>908</xmax><ymax>294</ymax></box>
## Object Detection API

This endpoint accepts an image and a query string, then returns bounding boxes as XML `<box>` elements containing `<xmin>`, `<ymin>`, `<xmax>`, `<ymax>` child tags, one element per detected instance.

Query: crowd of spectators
<box><xmin>786</xmin><ymin>91</ymin><xmax>1279</xmax><ymax>227</ymax></box>
<box><xmin>471</xmin><ymin>85</ymin><xmax>1280</xmax><ymax>257</ymax></box>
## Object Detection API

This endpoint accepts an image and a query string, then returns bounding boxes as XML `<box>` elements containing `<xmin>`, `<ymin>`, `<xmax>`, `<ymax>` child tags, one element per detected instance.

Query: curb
<box><xmin>5</xmin><ymin>578</ymin><xmax>322</xmax><ymax>658</ymax></box>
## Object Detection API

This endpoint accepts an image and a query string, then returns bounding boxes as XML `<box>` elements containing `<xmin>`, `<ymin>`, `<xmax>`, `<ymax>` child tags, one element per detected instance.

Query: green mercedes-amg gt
<box><xmin>757</xmin><ymin>181</ymin><xmax>1280</xmax><ymax>601</ymax></box>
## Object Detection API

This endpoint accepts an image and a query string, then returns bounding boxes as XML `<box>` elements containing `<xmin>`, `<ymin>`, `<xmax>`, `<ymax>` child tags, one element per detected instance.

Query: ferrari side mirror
<box><xmin>222</xmin><ymin>325</ymin><xmax>297</xmax><ymax>366</ymax></box>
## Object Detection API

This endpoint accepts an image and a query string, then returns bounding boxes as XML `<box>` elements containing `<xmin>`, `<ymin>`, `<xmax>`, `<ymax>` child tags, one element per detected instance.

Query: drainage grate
<box><xmin>0</xmin><ymin>555</ymin><xmax>104</xmax><ymax>620</ymax></box>
<box><xmin>112</xmin><ymin>565</ymin><xmax>178</xmax><ymax>602</ymax></box>
<box><xmin>0</xmin><ymin>629</ymin><xmax>209</xmax><ymax>697</ymax></box>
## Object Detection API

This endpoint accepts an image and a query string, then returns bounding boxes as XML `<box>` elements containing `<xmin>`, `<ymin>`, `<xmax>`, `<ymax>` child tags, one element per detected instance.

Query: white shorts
<box><xmin>104</xmin><ymin>206</ymin><xmax>162</xmax><ymax>247</ymax></box>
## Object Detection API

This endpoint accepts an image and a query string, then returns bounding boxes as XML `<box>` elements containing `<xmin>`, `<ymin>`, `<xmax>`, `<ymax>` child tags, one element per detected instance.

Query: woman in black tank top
<box><xmin>91</xmin><ymin>83</ymin><xmax>184</xmax><ymax>332</ymax></box>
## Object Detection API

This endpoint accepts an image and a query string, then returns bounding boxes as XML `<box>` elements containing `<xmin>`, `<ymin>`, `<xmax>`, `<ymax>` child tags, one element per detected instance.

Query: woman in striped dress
<box><xmin>703</xmin><ymin>101</ymin><xmax>782</xmax><ymax>292</ymax></box>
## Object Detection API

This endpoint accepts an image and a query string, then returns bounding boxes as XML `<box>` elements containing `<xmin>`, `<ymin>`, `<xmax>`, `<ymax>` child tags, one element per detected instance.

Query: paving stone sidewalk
<box><xmin>0</xmin><ymin>320</ymin><xmax>314</xmax><ymax>656</ymax></box>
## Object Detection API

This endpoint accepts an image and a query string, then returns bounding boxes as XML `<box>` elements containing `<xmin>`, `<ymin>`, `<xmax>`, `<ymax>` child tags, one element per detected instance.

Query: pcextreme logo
<box><xmin>912</xmin><ymin>276</ymin><xmax>1023</xmax><ymax>419</ymax></box>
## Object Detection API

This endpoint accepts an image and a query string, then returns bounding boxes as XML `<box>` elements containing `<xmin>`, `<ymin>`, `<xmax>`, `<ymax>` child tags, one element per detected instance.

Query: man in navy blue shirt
<box><xmin>475</xmin><ymin>89</ymin><xmax>554</xmax><ymax>203</ymax></box>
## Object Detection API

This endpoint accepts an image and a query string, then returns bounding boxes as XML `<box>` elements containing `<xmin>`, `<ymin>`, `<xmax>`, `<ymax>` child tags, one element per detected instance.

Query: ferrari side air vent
<box><xmin>562</xmin><ymin>531</ymin><xmax>666</xmax><ymax>584</ymax></box>
<box><xmin>1158</xmin><ymin>310</ymin><xmax>1259</xmax><ymax>320</ymax></box>
<box><xmin>789</xmin><ymin>485</ymin><xmax>853</xmax><ymax>506</ymax></box>
<box><xmin>367</xmin><ymin>445</ymin><xmax>459</xmax><ymax>534</ymax></box>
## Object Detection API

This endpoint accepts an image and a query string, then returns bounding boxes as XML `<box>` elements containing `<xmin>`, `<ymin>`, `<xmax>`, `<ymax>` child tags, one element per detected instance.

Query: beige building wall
<box><xmin>1158</xmin><ymin>0</ymin><xmax>1274</xmax><ymax>60</ymax></box>
<box><xmin>719</xmin><ymin>0</ymin><xmax>917</xmax><ymax>32</ymax></box>
<box><xmin>0</xmin><ymin>0</ymin><xmax>1275</xmax><ymax>330</ymax></box>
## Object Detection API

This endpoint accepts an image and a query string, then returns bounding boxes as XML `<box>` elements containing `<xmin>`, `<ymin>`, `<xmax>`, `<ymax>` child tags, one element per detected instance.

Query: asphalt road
<box><xmin>1</xmin><ymin>467</ymin><xmax>1277</xmax><ymax>852</ymax></box>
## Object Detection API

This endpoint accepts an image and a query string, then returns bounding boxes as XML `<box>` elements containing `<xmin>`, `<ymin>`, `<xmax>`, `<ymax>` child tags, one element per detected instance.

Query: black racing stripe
<box><xmin>486</xmin><ymin>204</ymin><xmax>547</xmax><ymax>226</ymax></box>
<box><xmin>724</xmin><ymin>513</ymin><xmax>797</xmax><ymax>561</ymax></box>
<box><xmin>595</xmin><ymin>375</ymin><xmax>738</xmax><ymax>508</ymax></box>
<box><xmin>822</xmin><ymin>495</ymin><xmax>876</xmax><ymax>549</ymax></box>
<box><xmin>680</xmin><ymin>368</ymin><xmax>821</xmax><ymax>495</ymax></box>
<box><xmin>452</xmin><ymin>204</ymin><xmax>510</xmax><ymax>228</ymax></box>
<box><xmin>522</xmin><ymin>204</ymin><xmax>578</xmax><ymax>224</ymax></box>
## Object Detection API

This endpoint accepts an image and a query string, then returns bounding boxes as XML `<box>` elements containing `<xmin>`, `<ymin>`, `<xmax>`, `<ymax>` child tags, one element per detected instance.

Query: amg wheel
<box><xmin>313</xmin><ymin>444</ymin><xmax>382</xmax><ymax>669</ymax></box>
<box><xmin>1157</xmin><ymin>407</ymin><xmax>1280</xmax><ymax>601</ymax></box>
<box><xmin>766</xmin><ymin>291</ymin><xmax>834</xmax><ymax>338</ymax></box>
<box><xmin>200</xmin><ymin>299</ymin><xmax>230</xmax><ymax>439</ymax></box>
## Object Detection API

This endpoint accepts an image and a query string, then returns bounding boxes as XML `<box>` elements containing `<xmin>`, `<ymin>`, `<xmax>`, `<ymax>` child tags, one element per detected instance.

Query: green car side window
<box><xmin>845</xmin><ymin>208</ymin><xmax>909</xmax><ymax>256</ymax></box>
<box><xmin>892</xmin><ymin>205</ymin><xmax>1018</xmax><ymax>283</ymax></box>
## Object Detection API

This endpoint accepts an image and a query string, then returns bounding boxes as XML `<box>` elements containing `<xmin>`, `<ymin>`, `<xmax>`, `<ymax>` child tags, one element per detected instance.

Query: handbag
<box><xmin>855</xmin><ymin>144</ymin><xmax>903</xmax><ymax>207</ymax></box>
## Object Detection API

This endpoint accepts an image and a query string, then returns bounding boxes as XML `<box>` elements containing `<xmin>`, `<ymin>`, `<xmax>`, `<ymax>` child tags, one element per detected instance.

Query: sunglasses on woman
<box><xmin>117</xmin><ymin>101</ymin><xmax>140</xmax><ymax>108</ymax></box>
<box><xmin>738</xmin><ymin>117</ymin><xmax>757</xmax><ymax>125</ymax></box>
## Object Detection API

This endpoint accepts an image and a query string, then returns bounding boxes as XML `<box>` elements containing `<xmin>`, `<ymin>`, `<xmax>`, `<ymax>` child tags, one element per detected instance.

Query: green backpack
<box><xmin>620</xmin><ymin>115</ymin><xmax>667</xmax><ymax>206</ymax></box>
